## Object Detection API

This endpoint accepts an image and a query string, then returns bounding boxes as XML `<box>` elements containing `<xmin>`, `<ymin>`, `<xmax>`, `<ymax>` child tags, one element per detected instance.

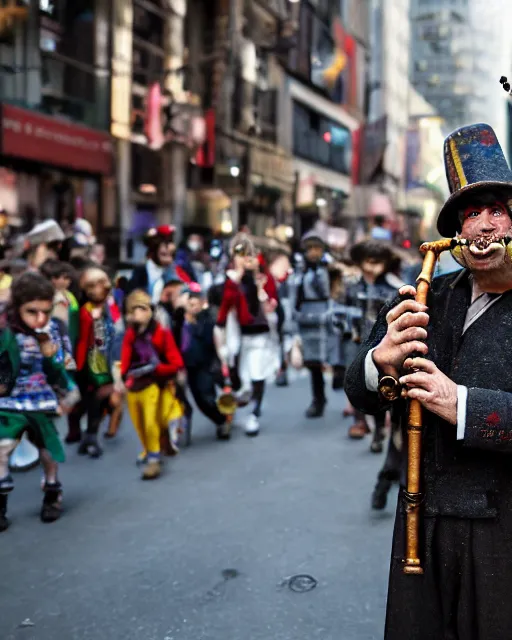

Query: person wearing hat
<box><xmin>345</xmin><ymin>122</ymin><xmax>512</xmax><ymax>638</ymax></box>
<box><xmin>214</xmin><ymin>233</ymin><xmax>280</xmax><ymax>436</ymax></box>
<box><xmin>121</xmin><ymin>290</ymin><xmax>184</xmax><ymax>478</ymax></box>
<box><xmin>344</xmin><ymin>240</ymin><xmax>403</xmax><ymax>450</ymax></box>
<box><xmin>22</xmin><ymin>220</ymin><xmax>66</xmax><ymax>271</ymax></box>
<box><xmin>127</xmin><ymin>226</ymin><xmax>192</xmax><ymax>305</ymax></box>
<box><xmin>292</xmin><ymin>229</ymin><xmax>344</xmax><ymax>418</ymax></box>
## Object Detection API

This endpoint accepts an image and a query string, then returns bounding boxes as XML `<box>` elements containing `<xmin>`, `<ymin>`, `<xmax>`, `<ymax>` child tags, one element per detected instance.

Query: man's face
<box><xmin>90</xmin><ymin>244</ymin><xmax>106</xmax><ymax>265</ymax></box>
<box><xmin>128</xmin><ymin>304</ymin><xmax>152</xmax><ymax>331</ymax></box>
<box><xmin>52</xmin><ymin>275</ymin><xmax>71</xmax><ymax>292</ymax></box>
<box><xmin>156</xmin><ymin>243</ymin><xmax>174</xmax><ymax>267</ymax></box>
<box><xmin>160</xmin><ymin>282</ymin><xmax>181</xmax><ymax>305</ymax></box>
<box><xmin>20</xmin><ymin>299</ymin><xmax>53</xmax><ymax>331</ymax></box>
<box><xmin>458</xmin><ymin>200</ymin><xmax>512</xmax><ymax>272</ymax></box>
<box><xmin>305</xmin><ymin>244</ymin><xmax>324</xmax><ymax>262</ymax></box>
<box><xmin>186</xmin><ymin>296</ymin><xmax>203</xmax><ymax>316</ymax></box>
<box><xmin>81</xmin><ymin>268</ymin><xmax>112</xmax><ymax>304</ymax></box>
<box><xmin>361</xmin><ymin>259</ymin><xmax>386</xmax><ymax>280</ymax></box>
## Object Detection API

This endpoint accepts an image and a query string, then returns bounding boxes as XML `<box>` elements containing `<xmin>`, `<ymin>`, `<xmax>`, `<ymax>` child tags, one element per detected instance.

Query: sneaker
<box><xmin>244</xmin><ymin>414</ymin><xmax>260</xmax><ymax>437</ymax></box>
<box><xmin>142</xmin><ymin>458</ymin><xmax>161</xmax><ymax>480</ymax></box>
<box><xmin>77</xmin><ymin>437</ymin><xmax>103</xmax><ymax>459</ymax></box>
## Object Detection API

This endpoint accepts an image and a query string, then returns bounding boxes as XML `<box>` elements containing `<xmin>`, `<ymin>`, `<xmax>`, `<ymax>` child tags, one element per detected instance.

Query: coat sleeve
<box><xmin>462</xmin><ymin>388</ymin><xmax>512</xmax><ymax>453</ymax></box>
<box><xmin>344</xmin><ymin>297</ymin><xmax>398</xmax><ymax>416</ymax></box>
<box><xmin>154</xmin><ymin>327</ymin><xmax>184</xmax><ymax>377</ymax></box>
<box><xmin>75</xmin><ymin>307</ymin><xmax>92</xmax><ymax>372</ymax></box>
<box><xmin>216</xmin><ymin>281</ymin><xmax>237</xmax><ymax>327</ymax></box>
<box><xmin>120</xmin><ymin>327</ymin><xmax>136</xmax><ymax>379</ymax></box>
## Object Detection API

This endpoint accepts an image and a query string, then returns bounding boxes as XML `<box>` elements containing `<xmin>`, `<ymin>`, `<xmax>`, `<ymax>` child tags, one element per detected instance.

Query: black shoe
<box><xmin>332</xmin><ymin>368</ymin><xmax>346</xmax><ymax>391</ymax></box>
<box><xmin>78</xmin><ymin>436</ymin><xmax>103</xmax><ymax>459</ymax></box>
<box><xmin>305</xmin><ymin>400</ymin><xmax>326</xmax><ymax>418</ymax></box>
<box><xmin>65</xmin><ymin>432</ymin><xmax>82</xmax><ymax>444</ymax></box>
<box><xmin>370</xmin><ymin>440</ymin><xmax>384</xmax><ymax>454</ymax></box>
<box><xmin>216</xmin><ymin>421</ymin><xmax>232</xmax><ymax>440</ymax></box>
<box><xmin>275</xmin><ymin>370</ymin><xmax>288</xmax><ymax>387</ymax></box>
<box><xmin>371</xmin><ymin>478</ymin><xmax>391</xmax><ymax>510</ymax></box>
<box><xmin>0</xmin><ymin>494</ymin><xmax>9</xmax><ymax>532</ymax></box>
<box><xmin>41</xmin><ymin>481</ymin><xmax>62</xmax><ymax>523</ymax></box>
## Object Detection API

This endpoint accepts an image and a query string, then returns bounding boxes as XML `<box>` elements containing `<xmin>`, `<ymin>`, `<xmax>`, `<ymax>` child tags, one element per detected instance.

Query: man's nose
<box><xmin>479</xmin><ymin>208</ymin><xmax>498</xmax><ymax>230</ymax></box>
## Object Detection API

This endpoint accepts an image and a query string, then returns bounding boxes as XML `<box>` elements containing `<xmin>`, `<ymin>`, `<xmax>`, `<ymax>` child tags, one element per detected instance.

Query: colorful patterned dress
<box><xmin>0</xmin><ymin>329</ymin><xmax>76</xmax><ymax>462</ymax></box>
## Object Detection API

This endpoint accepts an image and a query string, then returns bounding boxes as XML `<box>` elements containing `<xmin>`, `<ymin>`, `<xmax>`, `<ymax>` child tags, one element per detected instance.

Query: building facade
<box><xmin>349</xmin><ymin>0</ymin><xmax>411</xmax><ymax>240</ymax></box>
<box><xmin>410</xmin><ymin>0</ymin><xmax>472</xmax><ymax>132</ymax></box>
<box><xmin>0</xmin><ymin>0</ymin><xmax>114</xmax><ymax>242</ymax></box>
<box><xmin>276</xmin><ymin>0</ymin><xmax>369</xmax><ymax>245</ymax></box>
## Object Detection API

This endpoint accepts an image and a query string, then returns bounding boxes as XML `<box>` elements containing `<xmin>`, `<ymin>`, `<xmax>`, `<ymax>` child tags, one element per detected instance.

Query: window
<box><xmin>133</xmin><ymin>2</ymin><xmax>165</xmax><ymax>49</ymax></box>
<box><xmin>132</xmin><ymin>42</ymin><xmax>165</xmax><ymax>86</ymax></box>
<box><xmin>292</xmin><ymin>101</ymin><xmax>352</xmax><ymax>175</ymax></box>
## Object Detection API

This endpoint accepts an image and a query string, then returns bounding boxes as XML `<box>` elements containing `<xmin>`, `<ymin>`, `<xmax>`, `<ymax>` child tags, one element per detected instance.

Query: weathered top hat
<box><xmin>437</xmin><ymin>123</ymin><xmax>512</xmax><ymax>237</ymax></box>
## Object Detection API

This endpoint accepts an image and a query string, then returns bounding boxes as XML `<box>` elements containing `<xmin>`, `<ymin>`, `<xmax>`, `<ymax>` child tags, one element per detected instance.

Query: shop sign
<box><xmin>1</xmin><ymin>104</ymin><xmax>113</xmax><ymax>175</ymax></box>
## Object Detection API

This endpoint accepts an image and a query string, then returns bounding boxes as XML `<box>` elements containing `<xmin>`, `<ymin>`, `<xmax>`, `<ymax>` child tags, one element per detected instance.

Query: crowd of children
<box><xmin>0</xmin><ymin>216</ymin><xmax>422</xmax><ymax>531</ymax></box>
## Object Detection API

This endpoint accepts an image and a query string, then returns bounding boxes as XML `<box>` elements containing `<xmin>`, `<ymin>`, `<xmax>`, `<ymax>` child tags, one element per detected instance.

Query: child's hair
<box><xmin>328</xmin><ymin>266</ymin><xmax>344</xmax><ymax>298</ymax></box>
<box><xmin>40</xmin><ymin>258</ymin><xmax>75</xmax><ymax>282</ymax></box>
<box><xmin>11</xmin><ymin>272</ymin><xmax>55</xmax><ymax>308</ymax></box>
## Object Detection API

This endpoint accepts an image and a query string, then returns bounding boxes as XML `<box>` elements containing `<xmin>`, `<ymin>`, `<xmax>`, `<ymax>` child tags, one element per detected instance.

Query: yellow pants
<box><xmin>126</xmin><ymin>384</ymin><xmax>184</xmax><ymax>457</ymax></box>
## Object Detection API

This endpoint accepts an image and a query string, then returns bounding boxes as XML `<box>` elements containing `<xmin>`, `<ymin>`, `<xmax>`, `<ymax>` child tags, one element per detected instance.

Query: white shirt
<box><xmin>146</xmin><ymin>259</ymin><xmax>165</xmax><ymax>305</ymax></box>
<box><xmin>364</xmin><ymin>281</ymin><xmax>503</xmax><ymax>440</ymax></box>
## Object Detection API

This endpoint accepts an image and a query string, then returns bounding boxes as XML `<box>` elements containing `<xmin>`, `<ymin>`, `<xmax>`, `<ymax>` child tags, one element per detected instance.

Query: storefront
<box><xmin>0</xmin><ymin>103</ymin><xmax>114</xmax><ymax>239</ymax></box>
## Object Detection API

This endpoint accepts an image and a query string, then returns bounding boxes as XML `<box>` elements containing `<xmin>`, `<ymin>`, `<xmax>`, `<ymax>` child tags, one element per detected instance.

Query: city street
<box><xmin>1</xmin><ymin>376</ymin><xmax>395</xmax><ymax>640</ymax></box>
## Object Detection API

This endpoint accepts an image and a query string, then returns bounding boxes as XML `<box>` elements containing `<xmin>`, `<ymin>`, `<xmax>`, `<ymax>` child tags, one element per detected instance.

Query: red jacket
<box><xmin>120</xmin><ymin>321</ymin><xmax>184</xmax><ymax>381</ymax></box>
<box><xmin>216</xmin><ymin>271</ymin><xmax>278</xmax><ymax>328</ymax></box>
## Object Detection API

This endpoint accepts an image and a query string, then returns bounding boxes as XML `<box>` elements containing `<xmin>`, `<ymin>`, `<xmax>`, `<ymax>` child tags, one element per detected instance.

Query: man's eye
<box><xmin>468</xmin><ymin>211</ymin><xmax>479</xmax><ymax>218</ymax></box>
<box><xmin>492</xmin><ymin>208</ymin><xmax>504</xmax><ymax>216</ymax></box>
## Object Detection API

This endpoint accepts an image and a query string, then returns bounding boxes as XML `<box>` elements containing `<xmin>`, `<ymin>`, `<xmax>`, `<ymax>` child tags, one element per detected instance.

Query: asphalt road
<box><xmin>1</xmin><ymin>374</ymin><xmax>396</xmax><ymax>640</ymax></box>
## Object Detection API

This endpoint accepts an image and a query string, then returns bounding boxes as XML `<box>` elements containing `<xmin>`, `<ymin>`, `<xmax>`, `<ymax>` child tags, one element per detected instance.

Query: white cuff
<box><xmin>365</xmin><ymin>348</ymin><xmax>380</xmax><ymax>393</ymax></box>
<box><xmin>456</xmin><ymin>385</ymin><xmax>468</xmax><ymax>440</ymax></box>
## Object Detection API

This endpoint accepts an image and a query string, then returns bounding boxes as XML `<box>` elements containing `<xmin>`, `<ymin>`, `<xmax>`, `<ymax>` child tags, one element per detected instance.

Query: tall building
<box><xmin>0</xmin><ymin>0</ymin><xmax>114</xmax><ymax>243</ymax></box>
<box><xmin>178</xmin><ymin>0</ymin><xmax>296</xmax><ymax>247</ymax></box>
<box><xmin>351</xmin><ymin>0</ymin><xmax>411</xmax><ymax>238</ymax></box>
<box><xmin>277</xmin><ymin>0</ymin><xmax>370</xmax><ymax>243</ymax></box>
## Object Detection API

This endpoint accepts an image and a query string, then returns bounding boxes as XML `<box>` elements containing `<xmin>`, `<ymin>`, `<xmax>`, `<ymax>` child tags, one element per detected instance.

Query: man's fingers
<box><xmin>393</xmin><ymin>326</ymin><xmax>428</xmax><ymax>344</ymax></box>
<box><xmin>403</xmin><ymin>357</ymin><xmax>436</xmax><ymax>372</ymax></box>
<box><xmin>399</xmin><ymin>371</ymin><xmax>431</xmax><ymax>389</ymax></box>
<box><xmin>401</xmin><ymin>340</ymin><xmax>429</xmax><ymax>357</ymax></box>
<box><xmin>399</xmin><ymin>285</ymin><xmax>417</xmax><ymax>297</ymax></box>
<box><xmin>386</xmin><ymin>300</ymin><xmax>428</xmax><ymax>324</ymax></box>
<box><xmin>394</xmin><ymin>311</ymin><xmax>430</xmax><ymax>332</ymax></box>
<box><xmin>402</xmin><ymin>387</ymin><xmax>431</xmax><ymax>402</ymax></box>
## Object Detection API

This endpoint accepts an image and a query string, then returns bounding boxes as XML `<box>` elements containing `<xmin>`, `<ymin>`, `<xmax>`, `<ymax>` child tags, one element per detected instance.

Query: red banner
<box><xmin>1</xmin><ymin>104</ymin><xmax>113</xmax><ymax>175</ymax></box>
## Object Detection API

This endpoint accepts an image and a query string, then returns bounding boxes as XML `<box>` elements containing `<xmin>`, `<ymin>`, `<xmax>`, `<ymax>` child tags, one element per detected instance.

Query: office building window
<box><xmin>292</xmin><ymin>101</ymin><xmax>352</xmax><ymax>174</ymax></box>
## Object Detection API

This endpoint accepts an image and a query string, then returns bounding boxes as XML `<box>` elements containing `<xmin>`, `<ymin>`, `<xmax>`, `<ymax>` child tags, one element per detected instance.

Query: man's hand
<box><xmin>399</xmin><ymin>357</ymin><xmax>458</xmax><ymax>425</ymax></box>
<box><xmin>372</xmin><ymin>285</ymin><xmax>430</xmax><ymax>379</ymax></box>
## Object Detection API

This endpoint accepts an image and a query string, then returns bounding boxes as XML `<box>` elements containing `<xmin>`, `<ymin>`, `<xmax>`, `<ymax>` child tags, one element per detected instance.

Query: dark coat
<box><xmin>345</xmin><ymin>269</ymin><xmax>512</xmax><ymax>638</ymax></box>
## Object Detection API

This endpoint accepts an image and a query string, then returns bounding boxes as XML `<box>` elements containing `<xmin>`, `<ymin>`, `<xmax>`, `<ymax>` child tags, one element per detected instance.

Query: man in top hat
<box><xmin>345</xmin><ymin>122</ymin><xmax>512</xmax><ymax>638</ymax></box>
<box><xmin>127</xmin><ymin>225</ymin><xmax>191</xmax><ymax>304</ymax></box>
